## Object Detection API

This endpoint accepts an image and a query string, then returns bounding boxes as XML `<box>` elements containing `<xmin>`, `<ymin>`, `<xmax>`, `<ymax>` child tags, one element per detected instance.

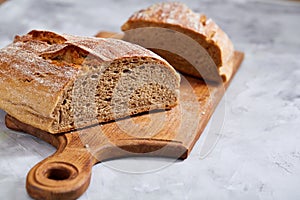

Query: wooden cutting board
<box><xmin>5</xmin><ymin>51</ymin><xmax>244</xmax><ymax>200</ymax></box>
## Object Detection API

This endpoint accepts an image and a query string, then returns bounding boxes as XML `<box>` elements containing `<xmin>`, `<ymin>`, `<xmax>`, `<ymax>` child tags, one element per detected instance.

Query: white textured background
<box><xmin>0</xmin><ymin>0</ymin><xmax>300</xmax><ymax>199</ymax></box>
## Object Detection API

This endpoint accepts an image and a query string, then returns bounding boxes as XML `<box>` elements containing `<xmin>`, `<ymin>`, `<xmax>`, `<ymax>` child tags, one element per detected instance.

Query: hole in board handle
<box><xmin>41</xmin><ymin>162</ymin><xmax>79</xmax><ymax>181</ymax></box>
<box><xmin>45</xmin><ymin>167</ymin><xmax>71</xmax><ymax>180</ymax></box>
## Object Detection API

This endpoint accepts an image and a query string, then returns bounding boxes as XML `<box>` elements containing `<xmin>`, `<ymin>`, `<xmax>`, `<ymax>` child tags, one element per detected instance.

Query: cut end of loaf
<box><xmin>50</xmin><ymin>51</ymin><xmax>180</xmax><ymax>133</ymax></box>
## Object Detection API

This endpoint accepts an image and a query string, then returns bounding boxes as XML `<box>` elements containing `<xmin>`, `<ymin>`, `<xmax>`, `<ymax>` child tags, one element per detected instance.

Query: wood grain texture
<box><xmin>5</xmin><ymin>51</ymin><xmax>244</xmax><ymax>199</ymax></box>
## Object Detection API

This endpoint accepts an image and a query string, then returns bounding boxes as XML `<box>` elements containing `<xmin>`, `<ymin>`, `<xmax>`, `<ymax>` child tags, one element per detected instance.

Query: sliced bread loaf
<box><xmin>121</xmin><ymin>2</ymin><xmax>234</xmax><ymax>82</ymax></box>
<box><xmin>0</xmin><ymin>30</ymin><xmax>180</xmax><ymax>133</ymax></box>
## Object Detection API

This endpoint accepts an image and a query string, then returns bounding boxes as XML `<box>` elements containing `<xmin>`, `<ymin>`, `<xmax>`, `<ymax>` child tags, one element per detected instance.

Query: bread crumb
<box><xmin>200</xmin><ymin>15</ymin><xmax>207</xmax><ymax>26</ymax></box>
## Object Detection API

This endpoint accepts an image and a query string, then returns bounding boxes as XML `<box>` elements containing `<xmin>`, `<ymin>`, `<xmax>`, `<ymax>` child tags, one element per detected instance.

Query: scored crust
<box><xmin>121</xmin><ymin>2</ymin><xmax>235</xmax><ymax>82</ymax></box>
<box><xmin>0</xmin><ymin>30</ymin><xmax>180</xmax><ymax>133</ymax></box>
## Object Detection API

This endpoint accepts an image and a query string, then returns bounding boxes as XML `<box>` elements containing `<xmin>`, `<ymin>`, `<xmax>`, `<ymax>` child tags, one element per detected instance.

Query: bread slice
<box><xmin>121</xmin><ymin>2</ymin><xmax>234</xmax><ymax>82</ymax></box>
<box><xmin>0</xmin><ymin>30</ymin><xmax>180</xmax><ymax>134</ymax></box>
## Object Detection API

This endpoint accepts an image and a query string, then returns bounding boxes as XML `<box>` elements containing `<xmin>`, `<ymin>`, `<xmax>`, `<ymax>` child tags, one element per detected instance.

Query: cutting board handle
<box><xmin>5</xmin><ymin>115</ymin><xmax>95</xmax><ymax>200</ymax></box>
<box><xmin>26</xmin><ymin>142</ymin><xmax>94</xmax><ymax>200</ymax></box>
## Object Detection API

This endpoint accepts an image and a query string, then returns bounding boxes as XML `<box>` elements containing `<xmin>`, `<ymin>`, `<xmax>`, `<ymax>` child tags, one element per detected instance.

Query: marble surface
<box><xmin>0</xmin><ymin>0</ymin><xmax>300</xmax><ymax>199</ymax></box>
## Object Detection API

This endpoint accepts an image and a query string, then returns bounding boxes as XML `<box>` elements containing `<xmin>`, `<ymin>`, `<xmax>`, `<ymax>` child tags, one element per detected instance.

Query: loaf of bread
<box><xmin>0</xmin><ymin>30</ymin><xmax>180</xmax><ymax>134</ymax></box>
<box><xmin>121</xmin><ymin>2</ymin><xmax>235</xmax><ymax>82</ymax></box>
